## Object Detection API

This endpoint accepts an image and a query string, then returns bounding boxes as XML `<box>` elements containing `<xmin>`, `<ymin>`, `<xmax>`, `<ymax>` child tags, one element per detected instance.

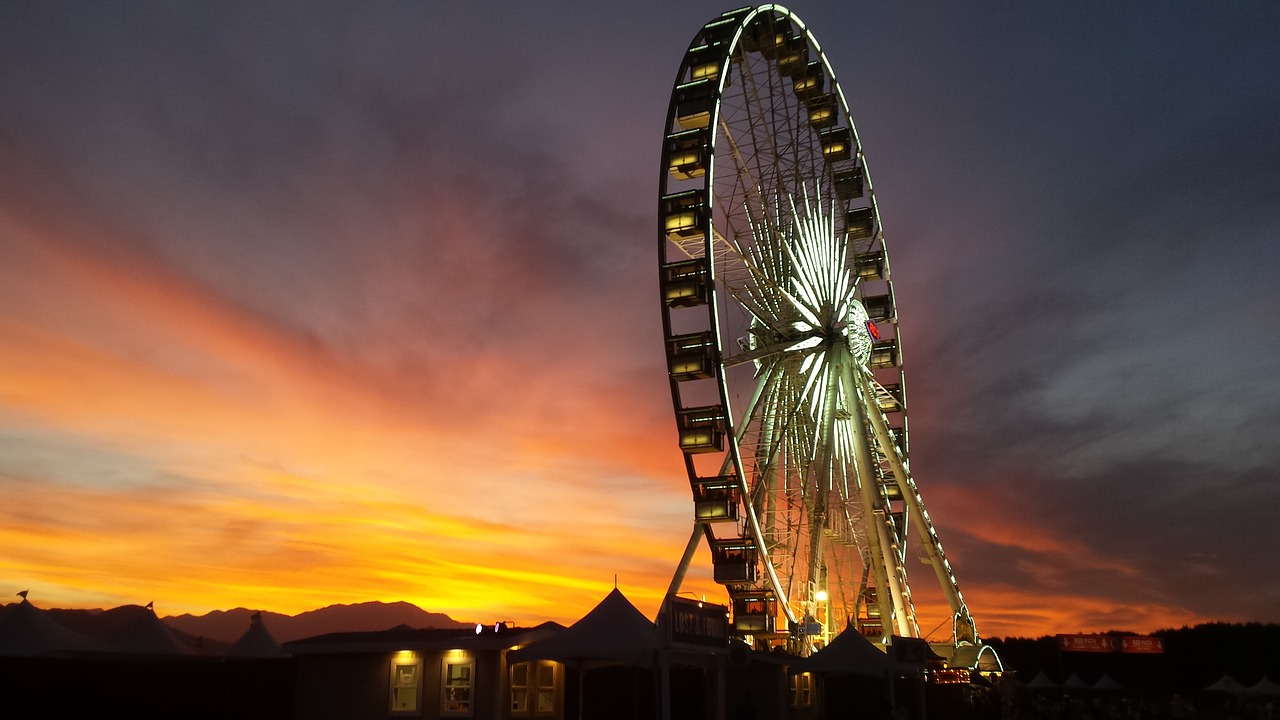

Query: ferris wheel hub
<box><xmin>844</xmin><ymin>299</ymin><xmax>874</xmax><ymax>366</ymax></box>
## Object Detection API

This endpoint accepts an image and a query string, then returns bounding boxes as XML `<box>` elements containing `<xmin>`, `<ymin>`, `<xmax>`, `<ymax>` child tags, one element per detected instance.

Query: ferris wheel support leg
<box><xmin>841</xmin><ymin>360</ymin><xmax>914</xmax><ymax>639</ymax></box>
<box><xmin>857</xmin><ymin>368</ymin><xmax>977</xmax><ymax>646</ymax></box>
<box><xmin>666</xmin><ymin>523</ymin><xmax>706</xmax><ymax>599</ymax></box>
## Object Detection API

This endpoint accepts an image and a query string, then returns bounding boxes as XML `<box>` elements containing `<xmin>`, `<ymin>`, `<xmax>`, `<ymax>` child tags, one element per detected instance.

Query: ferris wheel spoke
<box><xmin>716</xmin><ymin>226</ymin><xmax>820</xmax><ymax>335</ymax></box>
<box><xmin>715</xmin><ymin>95</ymin><xmax>847</xmax><ymax>336</ymax></box>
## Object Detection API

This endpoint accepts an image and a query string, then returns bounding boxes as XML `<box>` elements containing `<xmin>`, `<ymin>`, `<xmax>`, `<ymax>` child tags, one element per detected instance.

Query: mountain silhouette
<box><xmin>163</xmin><ymin>601</ymin><xmax>470</xmax><ymax>644</ymax></box>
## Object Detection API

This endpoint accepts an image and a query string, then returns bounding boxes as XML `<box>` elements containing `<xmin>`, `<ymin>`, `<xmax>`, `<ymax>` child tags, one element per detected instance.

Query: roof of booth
<box><xmin>0</xmin><ymin>600</ymin><xmax>195</xmax><ymax>657</ymax></box>
<box><xmin>0</xmin><ymin>599</ymin><xmax>98</xmax><ymax>657</ymax></box>
<box><xmin>791</xmin><ymin>623</ymin><xmax>890</xmax><ymax>678</ymax></box>
<box><xmin>507</xmin><ymin>587</ymin><xmax>659</xmax><ymax>669</ymax></box>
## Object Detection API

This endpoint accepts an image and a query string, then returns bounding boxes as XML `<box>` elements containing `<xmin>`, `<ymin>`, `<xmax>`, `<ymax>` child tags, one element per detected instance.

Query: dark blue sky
<box><xmin>2</xmin><ymin>2</ymin><xmax>1278</xmax><ymax>636</ymax></box>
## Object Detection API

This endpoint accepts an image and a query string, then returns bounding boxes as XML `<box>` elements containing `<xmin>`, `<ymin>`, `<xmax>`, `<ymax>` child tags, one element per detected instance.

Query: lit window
<box><xmin>791</xmin><ymin>672</ymin><xmax>814</xmax><ymax>707</ymax></box>
<box><xmin>442</xmin><ymin>657</ymin><xmax>474</xmax><ymax>716</ymax></box>
<box><xmin>511</xmin><ymin>663</ymin><xmax>529</xmax><ymax>713</ymax></box>
<box><xmin>389</xmin><ymin>652</ymin><xmax>423</xmax><ymax>716</ymax></box>
<box><xmin>510</xmin><ymin>661</ymin><xmax>558</xmax><ymax>717</ymax></box>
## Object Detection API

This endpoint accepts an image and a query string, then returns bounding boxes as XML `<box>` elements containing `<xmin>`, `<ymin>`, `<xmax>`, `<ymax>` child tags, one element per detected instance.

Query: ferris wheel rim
<box><xmin>658</xmin><ymin>5</ymin><xmax>928</xmax><ymax>644</ymax></box>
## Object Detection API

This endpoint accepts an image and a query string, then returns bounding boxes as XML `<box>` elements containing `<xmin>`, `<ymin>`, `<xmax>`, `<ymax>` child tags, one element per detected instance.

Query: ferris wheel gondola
<box><xmin>657</xmin><ymin>5</ymin><xmax>992</xmax><ymax>665</ymax></box>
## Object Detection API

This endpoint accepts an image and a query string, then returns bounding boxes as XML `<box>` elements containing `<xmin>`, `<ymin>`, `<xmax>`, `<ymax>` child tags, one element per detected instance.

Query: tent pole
<box><xmin>659</xmin><ymin>649</ymin><xmax>672</xmax><ymax>720</ymax></box>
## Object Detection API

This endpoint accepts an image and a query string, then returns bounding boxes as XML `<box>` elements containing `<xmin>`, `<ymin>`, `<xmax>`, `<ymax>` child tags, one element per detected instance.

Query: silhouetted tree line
<box><xmin>987</xmin><ymin>623</ymin><xmax>1280</xmax><ymax>692</ymax></box>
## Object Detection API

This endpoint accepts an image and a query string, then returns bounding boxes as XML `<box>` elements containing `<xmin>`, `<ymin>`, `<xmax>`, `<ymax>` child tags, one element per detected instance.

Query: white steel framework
<box><xmin>657</xmin><ymin>6</ymin><xmax>990</xmax><ymax>664</ymax></box>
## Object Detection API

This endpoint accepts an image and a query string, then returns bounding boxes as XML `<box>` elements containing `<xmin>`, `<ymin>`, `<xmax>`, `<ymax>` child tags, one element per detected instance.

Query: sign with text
<box><xmin>1058</xmin><ymin>634</ymin><xmax>1165</xmax><ymax>654</ymax></box>
<box><xmin>1058</xmin><ymin>634</ymin><xmax>1117</xmax><ymax>652</ymax></box>
<box><xmin>1119</xmin><ymin>636</ymin><xmax>1165</xmax><ymax>654</ymax></box>
<box><xmin>665</xmin><ymin>596</ymin><xmax>729</xmax><ymax>649</ymax></box>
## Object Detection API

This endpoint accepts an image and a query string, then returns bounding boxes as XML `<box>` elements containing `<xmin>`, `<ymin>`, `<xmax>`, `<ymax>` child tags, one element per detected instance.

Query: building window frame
<box><xmin>441</xmin><ymin>653</ymin><xmax>475</xmax><ymax>717</ymax></box>
<box><xmin>791</xmin><ymin>671</ymin><xmax>814</xmax><ymax>707</ymax></box>
<box><xmin>389</xmin><ymin>651</ymin><xmax>424</xmax><ymax>717</ymax></box>
<box><xmin>510</xmin><ymin>660</ymin><xmax>559</xmax><ymax>717</ymax></box>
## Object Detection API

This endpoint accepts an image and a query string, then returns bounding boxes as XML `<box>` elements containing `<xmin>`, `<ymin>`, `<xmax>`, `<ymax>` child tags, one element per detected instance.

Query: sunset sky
<box><xmin>2</xmin><ymin>2</ymin><xmax>1278</xmax><ymax>640</ymax></box>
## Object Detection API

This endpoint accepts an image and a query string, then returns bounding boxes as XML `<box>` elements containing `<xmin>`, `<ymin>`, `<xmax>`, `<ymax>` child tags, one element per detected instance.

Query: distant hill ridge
<box><xmin>163</xmin><ymin>601</ymin><xmax>470</xmax><ymax>644</ymax></box>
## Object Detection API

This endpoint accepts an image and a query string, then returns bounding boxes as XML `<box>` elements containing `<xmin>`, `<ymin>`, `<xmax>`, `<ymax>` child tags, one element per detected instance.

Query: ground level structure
<box><xmin>284</xmin><ymin>589</ymin><xmax>790</xmax><ymax>720</ymax></box>
<box><xmin>2</xmin><ymin>590</ymin><xmax>999</xmax><ymax>720</ymax></box>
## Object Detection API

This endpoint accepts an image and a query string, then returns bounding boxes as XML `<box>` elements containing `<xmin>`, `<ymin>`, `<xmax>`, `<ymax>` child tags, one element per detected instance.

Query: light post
<box><xmin>814</xmin><ymin>589</ymin><xmax>830</xmax><ymax>647</ymax></box>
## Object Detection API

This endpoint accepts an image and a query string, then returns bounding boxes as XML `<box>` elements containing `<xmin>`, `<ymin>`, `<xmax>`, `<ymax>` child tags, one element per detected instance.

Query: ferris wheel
<box><xmin>658</xmin><ymin>5</ymin><xmax>986</xmax><ymax>661</ymax></box>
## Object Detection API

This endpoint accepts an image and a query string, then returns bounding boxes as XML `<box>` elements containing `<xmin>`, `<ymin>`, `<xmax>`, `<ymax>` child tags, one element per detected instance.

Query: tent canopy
<box><xmin>792</xmin><ymin>625</ymin><xmax>890</xmax><ymax>678</ymax></box>
<box><xmin>507</xmin><ymin>588</ymin><xmax>659</xmax><ymax>669</ymax></box>
<box><xmin>97</xmin><ymin>605</ymin><xmax>196</xmax><ymax>656</ymax></box>
<box><xmin>1246</xmin><ymin>677</ymin><xmax>1280</xmax><ymax>696</ymax></box>
<box><xmin>1093</xmin><ymin>674</ymin><xmax>1124</xmax><ymax>691</ymax></box>
<box><xmin>1203</xmin><ymin>675</ymin><xmax>1246</xmax><ymax>694</ymax></box>
<box><xmin>1027</xmin><ymin>671</ymin><xmax>1058</xmax><ymax>689</ymax></box>
<box><xmin>225</xmin><ymin>612</ymin><xmax>285</xmax><ymax>658</ymax></box>
<box><xmin>0</xmin><ymin>600</ymin><xmax>98</xmax><ymax>657</ymax></box>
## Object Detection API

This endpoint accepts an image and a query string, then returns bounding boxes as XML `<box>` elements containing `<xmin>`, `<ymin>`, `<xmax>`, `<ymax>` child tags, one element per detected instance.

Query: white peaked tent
<box><xmin>1064</xmin><ymin>673</ymin><xmax>1090</xmax><ymax>689</ymax></box>
<box><xmin>0</xmin><ymin>599</ymin><xmax>98</xmax><ymax>657</ymax></box>
<box><xmin>225</xmin><ymin>611</ymin><xmax>285</xmax><ymax>658</ymax></box>
<box><xmin>507</xmin><ymin>588</ymin><xmax>660</xmax><ymax>720</ymax></box>
<box><xmin>792</xmin><ymin>624</ymin><xmax>890</xmax><ymax>678</ymax></box>
<box><xmin>507</xmin><ymin>587</ymin><xmax>659</xmax><ymax>669</ymax></box>
<box><xmin>1202</xmin><ymin>674</ymin><xmax>1246</xmax><ymax>694</ymax></box>
<box><xmin>792</xmin><ymin>626</ymin><xmax>897</xmax><ymax>720</ymax></box>
<box><xmin>1093</xmin><ymin>674</ymin><xmax>1124</xmax><ymax>691</ymax></box>
<box><xmin>1246</xmin><ymin>677</ymin><xmax>1280</xmax><ymax>696</ymax></box>
<box><xmin>1027</xmin><ymin>671</ymin><xmax>1059</xmax><ymax>689</ymax></box>
<box><xmin>98</xmin><ymin>605</ymin><xmax>196</xmax><ymax>656</ymax></box>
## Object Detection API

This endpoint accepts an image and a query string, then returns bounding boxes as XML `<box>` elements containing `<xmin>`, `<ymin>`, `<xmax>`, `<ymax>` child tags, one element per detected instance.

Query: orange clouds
<box><xmin>896</xmin><ymin>481</ymin><xmax>1217</xmax><ymax>638</ymax></box>
<box><xmin>961</xmin><ymin>586</ymin><xmax>1211</xmax><ymax>640</ymax></box>
<box><xmin>0</xmin><ymin>212</ymin><xmax>698</xmax><ymax>627</ymax></box>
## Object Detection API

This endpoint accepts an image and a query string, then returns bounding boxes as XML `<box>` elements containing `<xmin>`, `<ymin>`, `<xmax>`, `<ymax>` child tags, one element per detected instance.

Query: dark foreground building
<box><xmin>2</xmin><ymin>591</ymin><xmax>977</xmax><ymax>720</ymax></box>
<box><xmin>283</xmin><ymin>589</ymin><xmax>756</xmax><ymax>720</ymax></box>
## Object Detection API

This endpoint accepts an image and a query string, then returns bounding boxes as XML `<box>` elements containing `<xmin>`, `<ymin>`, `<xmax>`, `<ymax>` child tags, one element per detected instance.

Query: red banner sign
<box><xmin>1119</xmin><ymin>636</ymin><xmax>1164</xmax><ymax>654</ymax></box>
<box><xmin>1058</xmin><ymin>634</ymin><xmax>1116</xmax><ymax>652</ymax></box>
<box><xmin>1057</xmin><ymin>634</ymin><xmax>1164</xmax><ymax>654</ymax></box>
